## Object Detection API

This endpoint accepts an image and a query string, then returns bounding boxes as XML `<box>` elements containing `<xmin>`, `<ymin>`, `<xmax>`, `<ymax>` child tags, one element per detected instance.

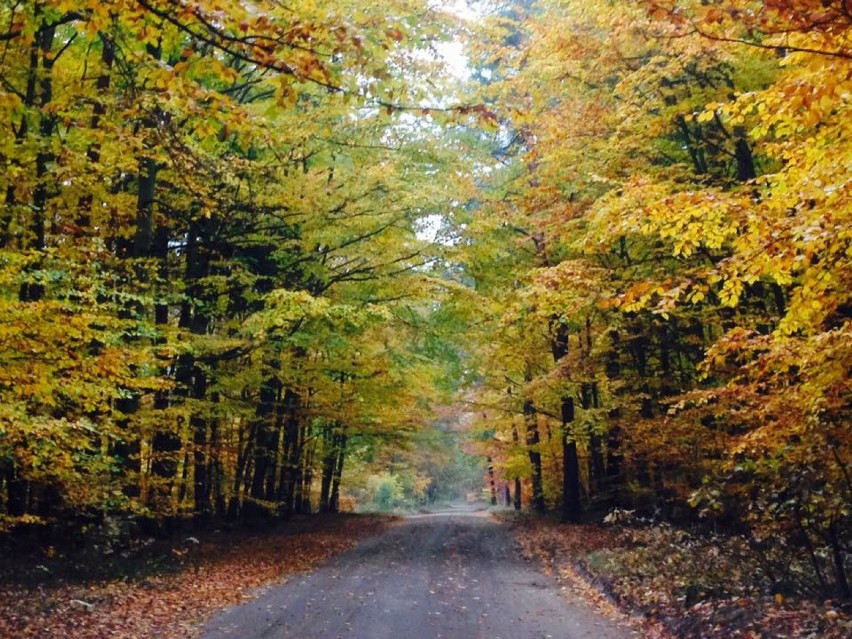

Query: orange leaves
<box><xmin>386</xmin><ymin>27</ymin><xmax>405</xmax><ymax>43</ymax></box>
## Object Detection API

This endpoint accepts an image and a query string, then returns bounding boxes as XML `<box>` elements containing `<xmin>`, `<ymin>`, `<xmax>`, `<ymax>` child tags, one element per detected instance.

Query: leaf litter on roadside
<box><xmin>509</xmin><ymin>516</ymin><xmax>851</xmax><ymax>639</ymax></box>
<box><xmin>0</xmin><ymin>515</ymin><xmax>395</xmax><ymax>639</ymax></box>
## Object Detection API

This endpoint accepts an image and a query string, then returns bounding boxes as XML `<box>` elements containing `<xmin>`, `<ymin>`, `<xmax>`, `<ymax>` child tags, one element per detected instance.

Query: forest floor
<box><xmin>2</xmin><ymin>509</ymin><xmax>849</xmax><ymax>638</ymax></box>
<box><xmin>0</xmin><ymin>514</ymin><xmax>394</xmax><ymax>639</ymax></box>
<box><xmin>509</xmin><ymin>513</ymin><xmax>852</xmax><ymax>639</ymax></box>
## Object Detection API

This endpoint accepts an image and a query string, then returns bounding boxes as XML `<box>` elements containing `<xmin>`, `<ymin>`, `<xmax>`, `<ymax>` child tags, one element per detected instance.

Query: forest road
<box><xmin>198</xmin><ymin>507</ymin><xmax>635</xmax><ymax>639</ymax></box>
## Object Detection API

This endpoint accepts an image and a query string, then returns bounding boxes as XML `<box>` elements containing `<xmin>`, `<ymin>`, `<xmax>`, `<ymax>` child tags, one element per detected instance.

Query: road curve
<box><xmin>198</xmin><ymin>509</ymin><xmax>634</xmax><ymax>639</ymax></box>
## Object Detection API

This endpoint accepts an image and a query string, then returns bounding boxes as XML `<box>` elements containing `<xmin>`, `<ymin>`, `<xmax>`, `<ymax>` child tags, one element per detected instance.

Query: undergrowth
<box><xmin>508</xmin><ymin>511</ymin><xmax>851</xmax><ymax>639</ymax></box>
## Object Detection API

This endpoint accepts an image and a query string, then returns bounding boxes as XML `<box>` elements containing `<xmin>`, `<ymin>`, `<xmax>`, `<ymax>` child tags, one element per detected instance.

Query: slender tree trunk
<box><xmin>319</xmin><ymin>423</ymin><xmax>337</xmax><ymax>513</ymax></box>
<box><xmin>244</xmin><ymin>378</ymin><xmax>280</xmax><ymax>522</ymax></box>
<box><xmin>549</xmin><ymin>317</ymin><xmax>582</xmax><ymax>522</ymax></box>
<box><xmin>5</xmin><ymin>466</ymin><xmax>29</xmax><ymax>517</ymax></box>
<box><xmin>114</xmin><ymin>130</ymin><xmax>163</xmax><ymax>501</ymax></box>
<box><xmin>113</xmin><ymin>392</ymin><xmax>141</xmax><ymax>498</ymax></box>
<box><xmin>511</xmin><ymin>421</ymin><xmax>522</xmax><ymax>510</ymax></box>
<box><xmin>292</xmin><ymin>420</ymin><xmax>308</xmax><ymax>514</ymax></box>
<box><xmin>329</xmin><ymin>433</ymin><xmax>348</xmax><ymax>513</ymax></box>
<box><xmin>487</xmin><ymin>457</ymin><xmax>498</xmax><ymax>506</ymax></box>
<box><xmin>298</xmin><ymin>434</ymin><xmax>314</xmax><ymax>514</ymax></box>
<box><xmin>581</xmin><ymin>382</ymin><xmax>605</xmax><ymax>495</ymax></box>
<box><xmin>829</xmin><ymin>519</ymin><xmax>851</xmax><ymax>600</ymax></box>
<box><xmin>606</xmin><ymin>417</ymin><xmax>624</xmax><ymax>505</ymax></box>
<box><xmin>191</xmin><ymin>371</ymin><xmax>211</xmax><ymax>516</ymax></box>
<box><xmin>132</xmin><ymin>157</ymin><xmax>158</xmax><ymax>260</ymax></box>
<box><xmin>604</xmin><ymin>329</ymin><xmax>625</xmax><ymax>504</ymax></box>
<box><xmin>210</xmin><ymin>415</ymin><xmax>226</xmax><ymax>516</ymax></box>
<box><xmin>561</xmin><ymin>396</ymin><xmax>581</xmax><ymax>523</ymax></box>
<box><xmin>264</xmin><ymin>393</ymin><xmax>284</xmax><ymax>502</ymax></box>
<box><xmin>76</xmin><ymin>34</ymin><xmax>114</xmax><ymax>233</ymax></box>
<box><xmin>278</xmin><ymin>387</ymin><xmax>302</xmax><ymax>518</ymax></box>
<box><xmin>149</xmin><ymin>245</ymin><xmax>178</xmax><ymax>511</ymax></box>
<box><xmin>19</xmin><ymin>19</ymin><xmax>56</xmax><ymax>302</ymax></box>
<box><xmin>228</xmin><ymin>423</ymin><xmax>255</xmax><ymax>519</ymax></box>
<box><xmin>1</xmin><ymin>20</ymin><xmax>39</xmax><ymax>247</ymax></box>
<box><xmin>675</xmin><ymin>114</ymin><xmax>708</xmax><ymax>175</ymax></box>
<box><xmin>734</xmin><ymin>131</ymin><xmax>756</xmax><ymax>182</ymax></box>
<box><xmin>140</xmin><ymin>140</ymin><xmax>181</xmax><ymax>511</ymax></box>
<box><xmin>178</xmin><ymin>219</ymin><xmax>215</xmax><ymax>516</ymax></box>
<box><xmin>524</xmin><ymin>396</ymin><xmax>545</xmax><ymax>513</ymax></box>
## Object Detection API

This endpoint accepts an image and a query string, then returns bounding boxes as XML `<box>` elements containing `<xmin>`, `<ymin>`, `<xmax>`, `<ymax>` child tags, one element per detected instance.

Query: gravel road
<box><xmin>199</xmin><ymin>507</ymin><xmax>634</xmax><ymax>639</ymax></box>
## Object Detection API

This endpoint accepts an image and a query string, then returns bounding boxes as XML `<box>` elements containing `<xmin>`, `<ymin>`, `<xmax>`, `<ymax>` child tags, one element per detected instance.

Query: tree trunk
<box><xmin>228</xmin><ymin>423</ymin><xmax>256</xmax><ymax>519</ymax></box>
<box><xmin>487</xmin><ymin>457</ymin><xmax>498</xmax><ymax>506</ymax></box>
<box><xmin>581</xmin><ymin>382</ymin><xmax>605</xmax><ymax>496</ymax></box>
<box><xmin>297</xmin><ymin>433</ymin><xmax>314</xmax><ymax>514</ymax></box>
<box><xmin>19</xmin><ymin>18</ymin><xmax>56</xmax><ymax>302</ymax></box>
<box><xmin>524</xmin><ymin>397</ymin><xmax>545</xmax><ymax>513</ymax></box>
<box><xmin>144</xmin><ymin>155</ymin><xmax>181</xmax><ymax>511</ymax></box>
<box><xmin>132</xmin><ymin>157</ymin><xmax>158</xmax><ymax>260</ymax></box>
<box><xmin>77</xmin><ymin>34</ymin><xmax>114</xmax><ymax>232</ymax></box>
<box><xmin>113</xmin><ymin>393</ymin><xmax>141</xmax><ymax>498</ymax></box>
<box><xmin>329</xmin><ymin>433</ymin><xmax>348</xmax><ymax>513</ymax></box>
<box><xmin>734</xmin><ymin>133</ymin><xmax>756</xmax><ymax>182</ymax></box>
<box><xmin>264</xmin><ymin>394</ymin><xmax>284</xmax><ymax>503</ymax></box>
<box><xmin>604</xmin><ymin>329</ymin><xmax>626</xmax><ymax>504</ymax></box>
<box><xmin>191</xmin><ymin>371</ymin><xmax>211</xmax><ymax>516</ymax></box>
<box><xmin>1</xmin><ymin>17</ymin><xmax>39</xmax><ymax>247</ymax></box>
<box><xmin>511</xmin><ymin>421</ymin><xmax>522</xmax><ymax>510</ymax></box>
<box><xmin>561</xmin><ymin>396</ymin><xmax>581</xmax><ymax>523</ymax></box>
<box><xmin>278</xmin><ymin>387</ymin><xmax>302</xmax><ymax>518</ymax></box>
<box><xmin>549</xmin><ymin>317</ymin><xmax>581</xmax><ymax>521</ymax></box>
<box><xmin>244</xmin><ymin>378</ymin><xmax>280</xmax><ymax>522</ymax></box>
<box><xmin>319</xmin><ymin>424</ymin><xmax>337</xmax><ymax>513</ymax></box>
<box><xmin>829</xmin><ymin>519</ymin><xmax>851</xmax><ymax>600</ymax></box>
<box><xmin>5</xmin><ymin>466</ymin><xmax>29</xmax><ymax>517</ymax></box>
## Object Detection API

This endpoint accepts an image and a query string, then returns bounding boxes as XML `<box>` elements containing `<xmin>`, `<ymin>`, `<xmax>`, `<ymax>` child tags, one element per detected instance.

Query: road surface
<box><xmin>199</xmin><ymin>507</ymin><xmax>633</xmax><ymax>639</ymax></box>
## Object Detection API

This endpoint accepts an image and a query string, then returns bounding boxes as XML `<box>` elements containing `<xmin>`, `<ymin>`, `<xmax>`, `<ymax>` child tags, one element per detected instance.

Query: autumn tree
<box><xmin>462</xmin><ymin>0</ymin><xmax>849</xmax><ymax>598</ymax></box>
<box><xmin>0</xmin><ymin>0</ymin><xmax>471</xmax><ymax>534</ymax></box>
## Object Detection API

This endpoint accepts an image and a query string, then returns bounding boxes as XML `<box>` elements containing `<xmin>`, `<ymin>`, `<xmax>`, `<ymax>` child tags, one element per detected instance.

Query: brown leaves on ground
<box><xmin>509</xmin><ymin>516</ymin><xmax>852</xmax><ymax>639</ymax></box>
<box><xmin>0</xmin><ymin>515</ymin><xmax>395</xmax><ymax>639</ymax></box>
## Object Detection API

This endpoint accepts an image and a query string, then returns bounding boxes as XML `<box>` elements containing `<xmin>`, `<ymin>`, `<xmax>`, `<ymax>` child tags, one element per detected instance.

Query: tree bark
<box><xmin>76</xmin><ymin>34</ymin><xmax>115</xmax><ymax>232</ymax></box>
<box><xmin>524</xmin><ymin>396</ymin><xmax>545</xmax><ymax>513</ymax></box>
<box><xmin>329</xmin><ymin>433</ymin><xmax>348</xmax><ymax>513</ymax></box>
<box><xmin>511</xmin><ymin>421</ymin><xmax>522</xmax><ymax>510</ymax></box>
<box><xmin>278</xmin><ymin>387</ymin><xmax>303</xmax><ymax>518</ymax></box>
<box><xmin>561</xmin><ymin>396</ymin><xmax>581</xmax><ymax>523</ymax></box>
<box><xmin>319</xmin><ymin>424</ymin><xmax>337</xmax><ymax>513</ymax></box>
<box><xmin>549</xmin><ymin>317</ymin><xmax>582</xmax><ymax>522</ymax></box>
<box><xmin>19</xmin><ymin>18</ymin><xmax>56</xmax><ymax>302</ymax></box>
<box><xmin>487</xmin><ymin>457</ymin><xmax>498</xmax><ymax>506</ymax></box>
<box><xmin>244</xmin><ymin>377</ymin><xmax>280</xmax><ymax>522</ymax></box>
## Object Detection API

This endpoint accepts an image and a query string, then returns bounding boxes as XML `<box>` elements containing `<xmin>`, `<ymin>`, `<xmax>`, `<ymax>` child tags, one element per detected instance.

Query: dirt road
<box><xmin>199</xmin><ymin>508</ymin><xmax>633</xmax><ymax>639</ymax></box>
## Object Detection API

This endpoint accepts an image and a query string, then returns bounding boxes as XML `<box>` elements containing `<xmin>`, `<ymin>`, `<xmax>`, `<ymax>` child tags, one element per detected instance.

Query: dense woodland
<box><xmin>0</xmin><ymin>0</ymin><xmax>849</xmax><ymax>608</ymax></box>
